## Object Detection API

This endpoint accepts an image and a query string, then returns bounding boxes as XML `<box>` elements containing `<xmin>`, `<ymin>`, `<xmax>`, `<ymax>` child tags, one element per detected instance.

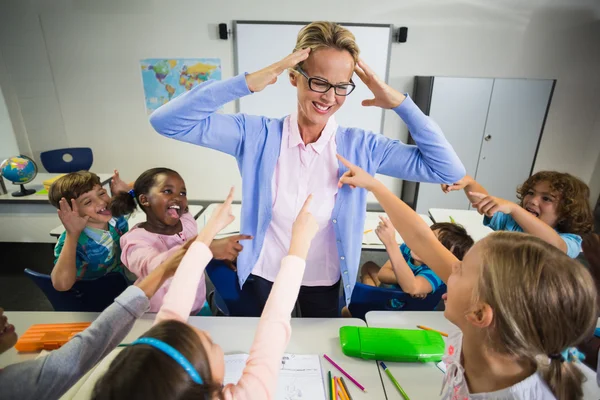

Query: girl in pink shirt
<box><xmin>111</xmin><ymin>167</ymin><xmax>206</xmax><ymax>313</ymax></box>
<box><xmin>92</xmin><ymin>191</ymin><xmax>318</xmax><ymax>400</ymax></box>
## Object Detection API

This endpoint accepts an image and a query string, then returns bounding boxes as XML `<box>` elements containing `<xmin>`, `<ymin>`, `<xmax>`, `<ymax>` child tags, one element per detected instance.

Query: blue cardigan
<box><xmin>149</xmin><ymin>74</ymin><xmax>465</xmax><ymax>304</ymax></box>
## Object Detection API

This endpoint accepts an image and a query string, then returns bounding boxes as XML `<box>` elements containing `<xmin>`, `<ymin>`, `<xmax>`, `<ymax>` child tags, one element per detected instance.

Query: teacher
<box><xmin>149</xmin><ymin>21</ymin><xmax>465</xmax><ymax>317</ymax></box>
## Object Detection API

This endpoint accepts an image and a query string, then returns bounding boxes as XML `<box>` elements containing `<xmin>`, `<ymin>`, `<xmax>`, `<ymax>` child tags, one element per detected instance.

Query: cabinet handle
<box><xmin>484</xmin><ymin>134</ymin><xmax>492</xmax><ymax>141</ymax></box>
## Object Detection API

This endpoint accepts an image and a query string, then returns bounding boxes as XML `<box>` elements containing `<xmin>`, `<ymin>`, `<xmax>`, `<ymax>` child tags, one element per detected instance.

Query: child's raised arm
<box><xmin>376</xmin><ymin>217</ymin><xmax>433</xmax><ymax>295</ymax></box>
<box><xmin>155</xmin><ymin>187</ymin><xmax>237</xmax><ymax>324</ymax></box>
<box><xmin>469</xmin><ymin>192</ymin><xmax>568</xmax><ymax>253</ymax></box>
<box><xmin>224</xmin><ymin>195</ymin><xmax>318</xmax><ymax>400</ymax></box>
<box><xmin>52</xmin><ymin>198</ymin><xmax>89</xmax><ymax>291</ymax></box>
<box><xmin>337</xmin><ymin>155</ymin><xmax>456</xmax><ymax>283</ymax></box>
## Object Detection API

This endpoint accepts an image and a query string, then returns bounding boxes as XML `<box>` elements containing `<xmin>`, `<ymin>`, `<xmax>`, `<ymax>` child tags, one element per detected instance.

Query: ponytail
<box><xmin>110</xmin><ymin>190</ymin><xmax>137</xmax><ymax>217</ymax></box>
<box><xmin>542</xmin><ymin>358</ymin><xmax>585</xmax><ymax>400</ymax></box>
<box><xmin>110</xmin><ymin>167</ymin><xmax>180</xmax><ymax>218</ymax></box>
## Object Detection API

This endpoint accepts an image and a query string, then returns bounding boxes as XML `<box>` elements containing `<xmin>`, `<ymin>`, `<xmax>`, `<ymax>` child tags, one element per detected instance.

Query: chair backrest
<box><xmin>24</xmin><ymin>269</ymin><xmax>129</xmax><ymax>312</ymax></box>
<box><xmin>205</xmin><ymin>260</ymin><xmax>260</xmax><ymax>317</ymax></box>
<box><xmin>348</xmin><ymin>282</ymin><xmax>447</xmax><ymax>320</ymax></box>
<box><xmin>40</xmin><ymin>147</ymin><xmax>94</xmax><ymax>173</ymax></box>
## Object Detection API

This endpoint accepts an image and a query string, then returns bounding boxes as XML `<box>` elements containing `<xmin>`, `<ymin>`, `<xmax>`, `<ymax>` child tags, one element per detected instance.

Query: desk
<box><xmin>366</xmin><ymin>311</ymin><xmax>600</xmax><ymax>400</ymax></box>
<box><xmin>363</xmin><ymin>213</ymin><xmax>433</xmax><ymax>251</ymax></box>
<box><xmin>428</xmin><ymin>208</ymin><xmax>493</xmax><ymax>242</ymax></box>
<box><xmin>49</xmin><ymin>205</ymin><xmax>205</xmax><ymax>238</ymax></box>
<box><xmin>0</xmin><ymin>174</ymin><xmax>112</xmax><ymax>243</ymax></box>
<box><xmin>200</xmin><ymin>203</ymin><xmax>434</xmax><ymax>252</ymax></box>
<box><xmin>1</xmin><ymin>312</ymin><xmax>386</xmax><ymax>400</ymax></box>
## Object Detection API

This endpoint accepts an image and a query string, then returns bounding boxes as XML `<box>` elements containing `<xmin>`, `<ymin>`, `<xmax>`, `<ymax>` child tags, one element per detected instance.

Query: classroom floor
<box><xmin>0</xmin><ymin>242</ymin><xmax>389</xmax><ymax>312</ymax></box>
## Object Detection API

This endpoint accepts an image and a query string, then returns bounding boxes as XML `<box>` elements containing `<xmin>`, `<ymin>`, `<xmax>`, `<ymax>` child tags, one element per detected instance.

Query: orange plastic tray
<box><xmin>15</xmin><ymin>322</ymin><xmax>91</xmax><ymax>352</ymax></box>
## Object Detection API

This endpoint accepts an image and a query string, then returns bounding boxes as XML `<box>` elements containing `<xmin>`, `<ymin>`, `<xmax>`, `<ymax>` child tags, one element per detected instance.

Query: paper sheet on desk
<box><xmin>362</xmin><ymin>229</ymin><xmax>402</xmax><ymax>245</ymax></box>
<box><xmin>224</xmin><ymin>353</ymin><xmax>327</xmax><ymax>399</ymax></box>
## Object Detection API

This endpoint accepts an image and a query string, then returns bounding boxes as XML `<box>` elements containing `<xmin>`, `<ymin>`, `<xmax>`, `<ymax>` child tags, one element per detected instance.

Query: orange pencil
<box><xmin>417</xmin><ymin>324</ymin><xmax>448</xmax><ymax>337</ymax></box>
<box><xmin>337</xmin><ymin>377</ymin><xmax>350</xmax><ymax>400</ymax></box>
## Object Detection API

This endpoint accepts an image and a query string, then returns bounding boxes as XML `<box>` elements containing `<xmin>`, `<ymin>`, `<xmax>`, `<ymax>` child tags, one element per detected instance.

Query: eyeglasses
<box><xmin>295</xmin><ymin>67</ymin><xmax>356</xmax><ymax>96</ymax></box>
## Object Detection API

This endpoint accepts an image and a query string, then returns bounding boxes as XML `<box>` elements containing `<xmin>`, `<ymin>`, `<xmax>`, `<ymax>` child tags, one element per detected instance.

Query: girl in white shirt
<box><xmin>337</xmin><ymin>154</ymin><xmax>597</xmax><ymax>400</ymax></box>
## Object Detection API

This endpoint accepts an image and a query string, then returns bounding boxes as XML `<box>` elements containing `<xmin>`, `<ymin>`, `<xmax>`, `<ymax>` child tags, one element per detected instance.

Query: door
<box><xmin>474</xmin><ymin>79</ymin><xmax>554</xmax><ymax>204</ymax></box>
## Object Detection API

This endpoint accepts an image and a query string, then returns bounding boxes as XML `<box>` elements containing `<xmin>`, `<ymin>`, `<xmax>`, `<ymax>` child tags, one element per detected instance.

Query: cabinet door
<box><xmin>415</xmin><ymin>77</ymin><xmax>494</xmax><ymax>214</ymax></box>
<box><xmin>474</xmin><ymin>79</ymin><xmax>554</xmax><ymax>204</ymax></box>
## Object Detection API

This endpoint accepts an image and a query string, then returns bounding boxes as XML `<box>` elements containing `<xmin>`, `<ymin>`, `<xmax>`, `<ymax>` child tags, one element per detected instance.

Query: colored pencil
<box><xmin>449</xmin><ymin>215</ymin><xmax>456</xmax><ymax>224</ymax></box>
<box><xmin>380</xmin><ymin>361</ymin><xmax>410</xmax><ymax>400</ymax></box>
<box><xmin>339</xmin><ymin>377</ymin><xmax>353</xmax><ymax>400</ymax></box>
<box><xmin>336</xmin><ymin>377</ymin><xmax>349</xmax><ymax>400</ymax></box>
<box><xmin>323</xmin><ymin>354</ymin><xmax>367</xmax><ymax>392</ymax></box>
<box><xmin>328</xmin><ymin>370</ymin><xmax>333</xmax><ymax>400</ymax></box>
<box><xmin>417</xmin><ymin>324</ymin><xmax>448</xmax><ymax>337</ymax></box>
<box><xmin>363</xmin><ymin>229</ymin><xmax>372</xmax><ymax>234</ymax></box>
<box><xmin>337</xmin><ymin>389</ymin><xmax>345</xmax><ymax>400</ymax></box>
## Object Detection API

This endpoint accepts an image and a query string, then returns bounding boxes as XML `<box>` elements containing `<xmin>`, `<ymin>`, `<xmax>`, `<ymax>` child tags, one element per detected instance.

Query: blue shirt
<box><xmin>484</xmin><ymin>212</ymin><xmax>582</xmax><ymax>258</ymax></box>
<box><xmin>386</xmin><ymin>244</ymin><xmax>443</xmax><ymax>292</ymax></box>
<box><xmin>149</xmin><ymin>74</ymin><xmax>465</xmax><ymax>303</ymax></box>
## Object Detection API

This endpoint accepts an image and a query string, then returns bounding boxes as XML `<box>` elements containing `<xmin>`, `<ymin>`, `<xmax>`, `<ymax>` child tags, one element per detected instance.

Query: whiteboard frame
<box><xmin>232</xmin><ymin>20</ymin><xmax>393</xmax><ymax>133</ymax></box>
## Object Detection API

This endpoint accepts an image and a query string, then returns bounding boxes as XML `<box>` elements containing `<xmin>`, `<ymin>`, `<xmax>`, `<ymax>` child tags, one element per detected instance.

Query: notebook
<box><xmin>224</xmin><ymin>353</ymin><xmax>327</xmax><ymax>400</ymax></box>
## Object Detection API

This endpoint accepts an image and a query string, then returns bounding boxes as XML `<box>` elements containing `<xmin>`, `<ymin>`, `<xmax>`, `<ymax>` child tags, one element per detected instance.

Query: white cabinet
<box><xmin>401</xmin><ymin>76</ymin><xmax>555</xmax><ymax>214</ymax></box>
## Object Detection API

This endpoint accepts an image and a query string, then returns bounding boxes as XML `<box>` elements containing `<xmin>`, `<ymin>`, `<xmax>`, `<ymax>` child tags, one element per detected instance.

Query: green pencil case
<box><xmin>339</xmin><ymin>326</ymin><xmax>445</xmax><ymax>362</ymax></box>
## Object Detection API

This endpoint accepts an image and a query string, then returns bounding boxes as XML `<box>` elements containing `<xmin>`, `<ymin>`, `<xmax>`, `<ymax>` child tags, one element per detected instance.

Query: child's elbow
<box><xmin>52</xmin><ymin>277</ymin><xmax>75</xmax><ymax>292</ymax></box>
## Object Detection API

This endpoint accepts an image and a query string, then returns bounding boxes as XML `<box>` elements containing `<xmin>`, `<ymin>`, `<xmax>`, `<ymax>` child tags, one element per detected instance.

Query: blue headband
<box><xmin>130</xmin><ymin>337</ymin><xmax>203</xmax><ymax>384</ymax></box>
<box><xmin>128</xmin><ymin>189</ymin><xmax>135</xmax><ymax>199</ymax></box>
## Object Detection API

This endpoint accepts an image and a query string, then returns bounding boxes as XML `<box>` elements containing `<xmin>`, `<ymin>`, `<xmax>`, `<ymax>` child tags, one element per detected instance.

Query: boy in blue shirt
<box><xmin>48</xmin><ymin>170</ymin><xmax>131</xmax><ymax>291</ymax></box>
<box><xmin>361</xmin><ymin>219</ymin><xmax>473</xmax><ymax>297</ymax></box>
<box><xmin>442</xmin><ymin>171</ymin><xmax>594</xmax><ymax>258</ymax></box>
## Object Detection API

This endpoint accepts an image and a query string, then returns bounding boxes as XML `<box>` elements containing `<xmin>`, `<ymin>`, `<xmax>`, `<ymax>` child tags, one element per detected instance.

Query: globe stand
<box><xmin>12</xmin><ymin>184</ymin><xmax>36</xmax><ymax>197</ymax></box>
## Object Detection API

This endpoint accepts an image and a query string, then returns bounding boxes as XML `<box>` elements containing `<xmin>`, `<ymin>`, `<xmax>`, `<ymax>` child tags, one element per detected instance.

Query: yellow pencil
<box><xmin>417</xmin><ymin>324</ymin><xmax>448</xmax><ymax>337</ymax></box>
<box><xmin>331</xmin><ymin>373</ymin><xmax>336</xmax><ymax>400</ymax></box>
<box><xmin>363</xmin><ymin>229</ymin><xmax>372</xmax><ymax>234</ymax></box>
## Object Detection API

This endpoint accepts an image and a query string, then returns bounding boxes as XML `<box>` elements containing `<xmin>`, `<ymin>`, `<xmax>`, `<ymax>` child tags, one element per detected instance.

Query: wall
<box><xmin>0</xmin><ymin>0</ymin><xmax>599</xmax><ymax>202</ymax></box>
<box><xmin>0</xmin><ymin>70</ymin><xmax>19</xmax><ymax>161</ymax></box>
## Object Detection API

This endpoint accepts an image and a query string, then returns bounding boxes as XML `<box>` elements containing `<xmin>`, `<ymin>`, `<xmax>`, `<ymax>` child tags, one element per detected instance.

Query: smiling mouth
<box><xmin>97</xmin><ymin>207</ymin><xmax>111</xmax><ymax>216</ymax></box>
<box><xmin>525</xmin><ymin>207</ymin><xmax>539</xmax><ymax>218</ymax></box>
<box><xmin>312</xmin><ymin>101</ymin><xmax>333</xmax><ymax>114</ymax></box>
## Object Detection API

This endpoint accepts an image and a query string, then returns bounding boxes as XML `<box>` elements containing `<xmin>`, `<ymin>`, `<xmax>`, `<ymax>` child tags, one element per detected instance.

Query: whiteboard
<box><xmin>234</xmin><ymin>21</ymin><xmax>392</xmax><ymax>133</ymax></box>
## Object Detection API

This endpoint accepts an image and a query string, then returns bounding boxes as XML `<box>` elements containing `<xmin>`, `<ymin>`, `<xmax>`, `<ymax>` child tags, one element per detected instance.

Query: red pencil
<box><xmin>323</xmin><ymin>354</ymin><xmax>367</xmax><ymax>392</ymax></box>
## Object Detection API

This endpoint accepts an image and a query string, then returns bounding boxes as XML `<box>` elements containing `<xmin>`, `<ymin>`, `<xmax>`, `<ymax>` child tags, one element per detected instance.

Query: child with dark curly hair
<box><xmin>442</xmin><ymin>171</ymin><xmax>594</xmax><ymax>258</ymax></box>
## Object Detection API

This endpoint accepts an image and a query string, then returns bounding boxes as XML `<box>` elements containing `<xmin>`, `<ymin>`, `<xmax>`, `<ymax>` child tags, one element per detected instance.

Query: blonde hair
<box><xmin>474</xmin><ymin>232</ymin><xmax>597</xmax><ymax>400</ymax></box>
<box><xmin>293</xmin><ymin>21</ymin><xmax>360</xmax><ymax>68</ymax></box>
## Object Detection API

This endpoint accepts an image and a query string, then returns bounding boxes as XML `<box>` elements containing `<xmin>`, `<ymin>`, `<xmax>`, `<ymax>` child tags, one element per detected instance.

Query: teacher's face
<box><xmin>290</xmin><ymin>47</ymin><xmax>354</xmax><ymax>127</ymax></box>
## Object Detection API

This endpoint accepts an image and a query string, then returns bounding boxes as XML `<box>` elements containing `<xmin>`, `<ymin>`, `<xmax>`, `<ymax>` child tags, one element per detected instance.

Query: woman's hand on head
<box><xmin>246</xmin><ymin>48</ymin><xmax>310</xmax><ymax>93</ymax></box>
<box><xmin>355</xmin><ymin>59</ymin><xmax>405</xmax><ymax>109</ymax></box>
<box><xmin>336</xmin><ymin>154</ymin><xmax>378</xmax><ymax>191</ymax></box>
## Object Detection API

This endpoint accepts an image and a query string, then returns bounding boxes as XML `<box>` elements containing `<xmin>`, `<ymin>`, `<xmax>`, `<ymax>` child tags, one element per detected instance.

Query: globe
<box><xmin>0</xmin><ymin>156</ymin><xmax>38</xmax><ymax>197</ymax></box>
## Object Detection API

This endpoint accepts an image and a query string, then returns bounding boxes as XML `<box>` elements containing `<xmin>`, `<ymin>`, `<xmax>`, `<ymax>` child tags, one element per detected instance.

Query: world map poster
<box><xmin>140</xmin><ymin>58</ymin><xmax>221</xmax><ymax>114</ymax></box>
